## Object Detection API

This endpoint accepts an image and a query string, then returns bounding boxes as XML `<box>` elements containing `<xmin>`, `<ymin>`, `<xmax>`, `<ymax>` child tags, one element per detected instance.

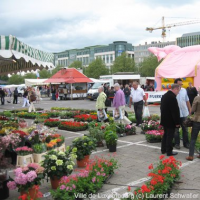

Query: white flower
<box><xmin>50</xmin><ymin>155</ymin><xmax>57</xmax><ymax>160</ymax></box>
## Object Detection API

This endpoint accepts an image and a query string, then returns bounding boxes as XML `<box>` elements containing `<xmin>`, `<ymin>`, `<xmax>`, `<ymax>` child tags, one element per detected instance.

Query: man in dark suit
<box><xmin>160</xmin><ymin>84</ymin><xmax>180</xmax><ymax>156</ymax></box>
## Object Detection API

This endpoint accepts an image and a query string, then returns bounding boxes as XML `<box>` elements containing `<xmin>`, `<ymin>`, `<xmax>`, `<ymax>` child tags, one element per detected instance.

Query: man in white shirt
<box><xmin>129</xmin><ymin>81</ymin><xmax>147</xmax><ymax>126</ymax></box>
<box><xmin>174</xmin><ymin>78</ymin><xmax>191</xmax><ymax>149</ymax></box>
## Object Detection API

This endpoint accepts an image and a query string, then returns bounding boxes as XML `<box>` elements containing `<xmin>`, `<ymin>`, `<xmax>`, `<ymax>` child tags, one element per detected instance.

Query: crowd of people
<box><xmin>161</xmin><ymin>78</ymin><xmax>200</xmax><ymax>159</ymax></box>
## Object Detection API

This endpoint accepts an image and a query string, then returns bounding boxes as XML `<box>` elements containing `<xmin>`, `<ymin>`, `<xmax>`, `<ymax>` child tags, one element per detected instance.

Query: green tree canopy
<box><xmin>8</xmin><ymin>74</ymin><xmax>24</xmax><ymax>84</ymax></box>
<box><xmin>138</xmin><ymin>55</ymin><xmax>160</xmax><ymax>77</ymax></box>
<box><xmin>68</xmin><ymin>61</ymin><xmax>83</xmax><ymax>69</ymax></box>
<box><xmin>39</xmin><ymin>69</ymin><xmax>51</xmax><ymax>78</ymax></box>
<box><xmin>111</xmin><ymin>52</ymin><xmax>136</xmax><ymax>74</ymax></box>
<box><xmin>24</xmin><ymin>73</ymin><xmax>36</xmax><ymax>79</ymax></box>
<box><xmin>85</xmin><ymin>58</ymin><xmax>109</xmax><ymax>79</ymax></box>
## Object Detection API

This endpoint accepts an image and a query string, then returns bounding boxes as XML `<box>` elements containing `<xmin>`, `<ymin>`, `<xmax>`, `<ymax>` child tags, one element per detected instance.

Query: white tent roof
<box><xmin>25</xmin><ymin>79</ymin><xmax>48</xmax><ymax>86</ymax></box>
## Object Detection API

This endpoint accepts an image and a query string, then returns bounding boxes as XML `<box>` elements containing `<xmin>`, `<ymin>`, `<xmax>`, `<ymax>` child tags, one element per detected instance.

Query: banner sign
<box><xmin>145</xmin><ymin>91</ymin><xmax>167</xmax><ymax>103</ymax></box>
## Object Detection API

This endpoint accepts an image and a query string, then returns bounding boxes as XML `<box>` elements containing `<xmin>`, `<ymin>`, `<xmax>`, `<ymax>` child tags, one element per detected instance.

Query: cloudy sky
<box><xmin>1</xmin><ymin>0</ymin><xmax>200</xmax><ymax>53</ymax></box>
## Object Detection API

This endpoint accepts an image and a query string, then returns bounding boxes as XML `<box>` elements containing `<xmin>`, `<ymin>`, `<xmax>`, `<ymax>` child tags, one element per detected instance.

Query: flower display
<box><xmin>15</xmin><ymin>146</ymin><xmax>33</xmax><ymax>156</ymax></box>
<box><xmin>12</xmin><ymin>130</ymin><xmax>28</xmax><ymax>138</ymax></box>
<box><xmin>7</xmin><ymin>163</ymin><xmax>45</xmax><ymax>192</ymax></box>
<box><xmin>145</xmin><ymin>130</ymin><xmax>164</xmax><ymax>142</ymax></box>
<box><xmin>125</xmin><ymin>124</ymin><xmax>136</xmax><ymax>135</ymax></box>
<box><xmin>41</xmin><ymin>147</ymin><xmax>77</xmax><ymax>180</ymax></box>
<box><xmin>74</xmin><ymin>114</ymin><xmax>97</xmax><ymax>122</ymax></box>
<box><xmin>58</xmin><ymin>121</ymin><xmax>88</xmax><ymax>132</ymax></box>
<box><xmin>44</xmin><ymin>118</ymin><xmax>60</xmax><ymax>127</ymax></box>
<box><xmin>51</xmin><ymin>156</ymin><xmax>119</xmax><ymax>200</ymax></box>
<box><xmin>123</xmin><ymin>156</ymin><xmax>181</xmax><ymax>199</ymax></box>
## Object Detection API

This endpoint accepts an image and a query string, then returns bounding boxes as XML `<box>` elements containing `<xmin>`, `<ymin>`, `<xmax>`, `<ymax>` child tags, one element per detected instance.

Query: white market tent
<box><xmin>0</xmin><ymin>35</ymin><xmax>55</xmax><ymax>75</ymax></box>
<box><xmin>25</xmin><ymin>79</ymin><xmax>48</xmax><ymax>86</ymax></box>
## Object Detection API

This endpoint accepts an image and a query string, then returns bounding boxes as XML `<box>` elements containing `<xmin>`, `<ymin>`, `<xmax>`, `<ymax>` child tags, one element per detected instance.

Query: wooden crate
<box><xmin>33</xmin><ymin>152</ymin><xmax>47</xmax><ymax>164</ymax></box>
<box><xmin>16</xmin><ymin>154</ymin><xmax>34</xmax><ymax>167</ymax></box>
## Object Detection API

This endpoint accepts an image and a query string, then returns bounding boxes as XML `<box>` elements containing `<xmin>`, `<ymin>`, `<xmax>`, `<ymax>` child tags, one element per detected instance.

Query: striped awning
<box><xmin>0</xmin><ymin>35</ymin><xmax>55</xmax><ymax>75</ymax></box>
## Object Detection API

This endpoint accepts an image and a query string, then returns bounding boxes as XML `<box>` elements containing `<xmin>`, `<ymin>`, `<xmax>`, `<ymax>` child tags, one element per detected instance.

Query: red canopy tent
<box><xmin>44</xmin><ymin>68</ymin><xmax>92</xmax><ymax>100</ymax></box>
<box><xmin>44</xmin><ymin>68</ymin><xmax>92</xmax><ymax>84</ymax></box>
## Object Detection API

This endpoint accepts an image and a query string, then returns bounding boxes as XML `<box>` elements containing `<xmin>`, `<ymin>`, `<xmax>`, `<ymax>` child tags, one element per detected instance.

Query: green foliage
<box><xmin>85</xmin><ymin>58</ymin><xmax>109</xmax><ymax>78</ymax></box>
<box><xmin>39</xmin><ymin>69</ymin><xmax>51</xmax><ymax>78</ymax></box>
<box><xmin>105</xmin><ymin>131</ymin><xmax>118</xmax><ymax>145</ymax></box>
<box><xmin>111</xmin><ymin>52</ymin><xmax>135</xmax><ymax>73</ymax></box>
<box><xmin>68</xmin><ymin>60</ymin><xmax>83</xmax><ymax>69</ymax></box>
<box><xmin>89</xmin><ymin>127</ymin><xmax>104</xmax><ymax>142</ymax></box>
<box><xmin>72</xmin><ymin>136</ymin><xmax>96</xmax><ymax>160</ymax></box>
<box><xmin>138</xmin><ymin>55</ymin><xmax>160</xmax><ymax>77</ymax></box>
<box><xmin>32</xmin><ymin>143</ymin><xmax>47</xmax><ymax>153</ymax></box>
<box><xmin>51</xmin><ymin>65</ymin><xmax>62</xmax><ymax>75</ymax></box>
<box><xmin>8</xmin><ymin>74</ymin><xmax>24</xmax><ymax>84</ymax></box>
<box><xmin>0</xmin><ymin>75</ymin><xmax>9</xmax><ymax>81</ymax></box>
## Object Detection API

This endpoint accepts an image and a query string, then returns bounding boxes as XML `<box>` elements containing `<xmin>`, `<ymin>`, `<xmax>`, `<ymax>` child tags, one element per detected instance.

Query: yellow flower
<box><xmin>67</xmin><ymin>165</ymin><xmax>73</xmax><ymax>170</ymax></box>
<box><xmin>56</xmin><ymin>160</ymin><xmax>63</xmax><ymax>166</ymax></box>
<box><xmin>50</xmin><ymin>155</ymin><xmax>57</xmax><ymax>160</ymax></box>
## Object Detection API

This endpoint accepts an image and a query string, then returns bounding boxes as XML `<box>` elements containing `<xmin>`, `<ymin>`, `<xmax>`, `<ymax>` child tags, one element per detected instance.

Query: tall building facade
<box><xmin>54</xmin><ymin>41</ymin><xmax>134</xmax><ymax>69</ymax></box>
<box><xmin>134</xmin><ymin>41</ymin><xmax>175</xmax><ymax>64</ymax></box>
<box><xmin>176</xmin><ymin>32</ymin><xmax>200</xmax><ymax>47</ymax></box>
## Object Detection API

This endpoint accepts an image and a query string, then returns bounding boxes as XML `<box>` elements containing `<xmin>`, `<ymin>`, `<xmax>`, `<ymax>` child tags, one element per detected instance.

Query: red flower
<box><xmin>127</xmin><ymin>186</ymin><xmax>131</xmax><ymax>191</ymax></box>
<box><xmin>148</xmin><ymin>164</ymin><xmax>153</xmax><ymax>170</ymax></box>
<box><xmin>159</xmin><ymin>155</ymin><xmax>165</xmax><ymax>160</ymax></box>
<box><xmin>18</xmin><ymin>194</ymin><xmax>27</xmax><ymax>200</ymax></box>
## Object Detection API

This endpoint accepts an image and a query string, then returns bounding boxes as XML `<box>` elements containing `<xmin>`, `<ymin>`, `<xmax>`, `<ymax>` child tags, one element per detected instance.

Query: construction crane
<box><xmin>146</xmin><ymin>16</ymin><xmax>200</xmax><ymax>42</ymax></box>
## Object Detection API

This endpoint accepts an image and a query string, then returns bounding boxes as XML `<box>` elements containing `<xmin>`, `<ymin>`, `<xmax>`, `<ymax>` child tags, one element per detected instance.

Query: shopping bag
<box><xmin>97</xmin><ymin>109</ymin><xmax>108</xmax><ymax>121</ymax></box>
<box><xmin>113</xmin><ymin>108</ymin><xmax>123</xmax><ymax>121</ymax></box>
<box><xmin>142</xmin><ymin>106</ymin><xmax>150</xmax><ymax>118</ymax></box>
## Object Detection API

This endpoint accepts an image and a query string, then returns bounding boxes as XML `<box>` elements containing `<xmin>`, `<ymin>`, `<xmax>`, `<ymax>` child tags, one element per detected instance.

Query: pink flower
<box><xmin>66</xmin><ymin>187</ymin><xmax>69</xmax><ymax>191</ymax></box>
<box><xmin>7</xmin><ymin>181</ymin><xmax>16</xmax><ymax>190</ymax></box>
<box><xmin>14</xmin><ymin>168</ymin><xmax>22</xmax><ymax>176</ymax></box>
<box><xmin>96</xmin><ymin>172</ymin><xmax>101</xmax><ymax>176</ymax></box>
<box><xmin>92</xmin><ymin>177</ymin><xmax>96</xmax><ymax>183</ymax></box>
<box><xmin>28</xmin><ymin>163</ymin><xmax>40</xmax><ymax>170</ymax></box>
<box><xmin>26</xmin><ymin>171</ymin><xmax>37</xmax><ymax>182</ymax></box>
<box><xmin>72</xmin><ymin>184</ymin><xmax>76</xmax><ymax>189</ymax></box>
<box><xmin>15</xmin><ymin>173</ymin><xmax>28</xmax><ymax>185</ymax></box>
<box><xmin>60</xmin><ymin>185</ymin><xmax>66</xmax><ymax>190</ymax></box>
<box><xmin>101</xmin><ymin>173</ymin><xmax>106</xmax><ymax>176</ymax></box>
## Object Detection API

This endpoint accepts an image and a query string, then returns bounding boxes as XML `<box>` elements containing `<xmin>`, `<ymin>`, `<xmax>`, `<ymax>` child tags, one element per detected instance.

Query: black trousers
<box><xmin>161</xmin><ymin>127</ymin><xmax>175</xmax><ymax>154</ymax></box>
<box><xmin>13</xmin><ymin>95</ymin><xmax>18</xmax><ymax>104</ymax></box>
<box><xmin>133</xmin><ymin>100</ymin><xmax>143</xmax><ymax>125</ymax></box>
<box><xmin>1</xmin><ymin>96</ymin><xmax>5</xmax><ymax>105</ymax></box>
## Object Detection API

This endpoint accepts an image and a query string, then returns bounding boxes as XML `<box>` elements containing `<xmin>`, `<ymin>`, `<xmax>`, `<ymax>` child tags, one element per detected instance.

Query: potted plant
<box><xmin>44</xmin><ymin>119</ymin><xmax>60</xmax><ymax>127</ymax></box>
<box><xmin>89</xmin><ymin>127</ymin><xmax>104</xmax><ymax>147</ymax></box>
<box><xmin>32</xmin><ymin>143</ymin><xmax>47</xmax><ymax>164</ymax></box>
<box><xmin>19</xmin><ymin>119</ymin><xmax>28</xmax><ymax>128</ymax></box>
<box><xmin>15</xmin><ymin>146</ymin><xmax>33</xmax><ymax>156</ymax></box>
<box><xmin>125</xmin><ymin>124</ymin><xmax>136</xmax><ymax>135</ymax></box>
<box><xmin>41</xmin><ymin>147</ymin><xmax>77</xmax><ymax>189</ymax></box>
<box><xmin>105</xmin><ymin>132</ymin><xmax>118</xmax><ymax>152</ymax></box>
<box><xmin>145</xmin><ymin>130</ymin><xmax>164</xmax><ymax>143</ymax></box>
<box><xmin>58</xmin><ymin>121</ymin><xmax>88</xmax><ymax>132</ymax></box>
<box><xmin>7</xmin><ymin>163</ymin><xmax>44</xmax><ymax>200</ymax></box>
<box><xmin>72</xmin><ymin>136</ymin><xmax>96</xmax><ymax>168</ymax></box>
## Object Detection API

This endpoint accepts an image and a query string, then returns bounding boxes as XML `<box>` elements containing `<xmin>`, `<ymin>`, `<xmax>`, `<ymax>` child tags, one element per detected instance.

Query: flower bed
<box><xmin>16</xmin><ymin>112</ymin><xmax>38</xmax><ymax>119</ymax></box>
<box><xmin>74</xmin><ymin>114</ymin><xmax>97</xmax><ymax>122</ymax></box>
<box><xmin>51</xmin><ymin>156</ymin><xmax>119</xmax><ymax>200</ymax></box>
<box><xmin>122</xmin><ymin>156</ymin><xmax>181</xmax><ymax>200</ymax></box>
<box><xmin>141</xmin><ymin>120</ymin><xmax>162</xmax><ymax>133</ymax></box>
<box><xmin>145</xmin><ymin>130</ymin><xmax>164</xmax><ymax>143</ymax></box>
<box><xmin>58</xmin><ymin>121</ymin><xmax>88</xmax><ymax>132</ymax></box>
<box><xmin>44</xmin><ymin>119</ymin><xmax>60</xmax><ymax>127</ymax></box>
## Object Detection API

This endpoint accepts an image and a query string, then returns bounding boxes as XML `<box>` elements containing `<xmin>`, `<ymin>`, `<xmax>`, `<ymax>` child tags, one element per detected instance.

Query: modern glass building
<box><xmin>134</xmin><ymin>41</ymin><xmax>175</xmax><ymax>64</ymax></box>
<box><xmin>54</xmin><ymin>41</ymin><xmax>134</xmax><ymax>69</ymax></box>
<box><xmin>176</xmin><ymin>32</ymin><xmax>200</xmax><ymax>47</ymax></box>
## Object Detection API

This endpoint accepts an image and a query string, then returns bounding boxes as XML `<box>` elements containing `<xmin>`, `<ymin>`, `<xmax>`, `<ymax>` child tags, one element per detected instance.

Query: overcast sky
<box><xmin>1</xmin><ymin>0</ymin><xmax>200</xmax><ymax>53</ymax></box>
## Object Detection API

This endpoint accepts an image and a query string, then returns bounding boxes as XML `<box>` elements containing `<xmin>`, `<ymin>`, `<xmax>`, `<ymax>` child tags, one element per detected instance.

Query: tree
<box><xmin>24</xmin><ymin>73</ymin><xmax>36</xmax><ymax>79</ymax></box>
<box><xmin>85</xmin><ymin>58</ymin><xmax>109</xmax><ymax>79</ymax></box>
<box><xmin>138</xmin><ymin>55</ymin><xmax>160</xmax><ymax>77</ymax></box>
<box><xmin>8</xmin><ymin>74</ymin><xmax>24</xmax><ymax>84</ymax></box>
<box><xmin>51</xmin><ymin>65</ymin><xmax>62</xmax><ymax>76</ymax></box>
<box><xmin>0</xmin><ymin>75</ymin><xmax>9</xmax><ymax>82</ymax></box>
<box><xmin>39</xmin><ymin>69</ymin><xmax>51</xmax><ymax>78</ymax></box>
<box><xmin>68</xmin><ymin>61</ymin><xmax>82</xmax><ymax>69</ymax></box>
<box><xmin>111</xmin><ymin>52</ymin><xmax>136</xmax><ymax>74</ymax></box>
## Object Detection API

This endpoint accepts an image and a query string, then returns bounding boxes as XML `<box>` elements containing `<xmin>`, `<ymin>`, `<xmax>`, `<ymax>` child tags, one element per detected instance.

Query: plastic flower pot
<box><xmin>20</xmin><ymin>185</ymin><xmax>39</xmax><ymax>200</ymax></box>
<box><xmin>77</xmin><ymin>155</ymin><xmax>90</xmax><ymax>168</ymax></box>
<box><xmin>109</xmin><ymin>144</ymin><xmax>117</xmax><ymax>152</ymax></box>
<box><xmin>50</xmin><ymin>177</ymin><xmax>61</xmax><ymax>190</ymax></box>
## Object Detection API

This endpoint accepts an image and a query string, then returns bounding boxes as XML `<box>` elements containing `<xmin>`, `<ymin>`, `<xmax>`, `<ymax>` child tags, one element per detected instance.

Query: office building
<box><xmin>176</xmin><ymin>32</ymin><xmax>200</xmax><ymax>47</ymax></box>
<box><xmin>54</xmin><ymin>41</ymin><xmax>134</xmax><ymax>69</ymax></box>
<box><xmin>134</xmin><ymin>41</ymin><xmax>175</xmax><ymax>64</ymax></box>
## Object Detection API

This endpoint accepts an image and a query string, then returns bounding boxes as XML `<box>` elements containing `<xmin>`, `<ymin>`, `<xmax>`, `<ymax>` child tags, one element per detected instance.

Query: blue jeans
<box><xmin>189</xmin><ymin>122</ymin><xmax>200</xmax><ymax>156</ymax></box>
<box><xmin>174</xmin><ymin>117</ymin><xmax>189</xmax><ymax>146</ymax></box>
<box><xmin>125</xmin><ymin>95</ymin><xmax>130</xmax><ymax>105</ymax></box>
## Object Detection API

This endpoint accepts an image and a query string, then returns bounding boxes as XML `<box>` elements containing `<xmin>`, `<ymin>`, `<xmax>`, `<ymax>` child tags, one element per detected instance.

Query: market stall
<box><xmin>0</xmin><ymin>35</ymin><xmax>54</xmax><ymax>75</ymax></box>
<box><xmin>44</xmin><ymin>68</ymin><xmax>92</xmax><ymax>100</ymax></box>
<box><xmin>25</xmin><ymin>79</ymin><xmax>48</xmax><ymax>87</ymax></box>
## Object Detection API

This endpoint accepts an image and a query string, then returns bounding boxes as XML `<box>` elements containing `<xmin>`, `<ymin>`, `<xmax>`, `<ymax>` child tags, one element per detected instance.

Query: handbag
<box><xmin>183</xmin><ymin>117</ymin><xmax>193</xmax><ymax>127</ymax></box>
<box><xmin>105</xmin><ymin>98</ymin><xmax>111</xmax><ymax>107</ymax></box>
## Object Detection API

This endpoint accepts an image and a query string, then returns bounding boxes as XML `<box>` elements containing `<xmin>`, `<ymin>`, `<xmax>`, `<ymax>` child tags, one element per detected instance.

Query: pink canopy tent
<box><xmin>149</xmin><ymin>45</ymin><xmax>200</xmax><ymax>91</ymax></box>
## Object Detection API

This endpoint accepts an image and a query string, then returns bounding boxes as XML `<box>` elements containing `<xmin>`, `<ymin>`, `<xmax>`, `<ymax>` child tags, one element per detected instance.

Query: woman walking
<box><xmin>28</xmin><ymin>88</ymin><xmax>36</xmax><ymax>112</ymax></box>
<box><xmin>186</xmin><ymin>87</ymin><xmax>200</xmax><ymax>161</ymax></box>
<box><xmin>22</xmin><ymin>89</ymin><xmax>30</xmax><ymax>107</ymax></box>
